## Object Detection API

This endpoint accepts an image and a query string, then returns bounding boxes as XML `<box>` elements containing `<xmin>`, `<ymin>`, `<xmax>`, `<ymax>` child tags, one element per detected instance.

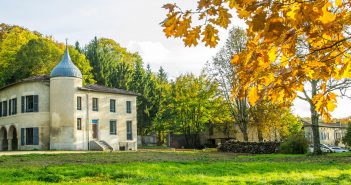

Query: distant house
<box><xmin>0</xmin><ymin>45</ymin><xmax>138</xmax><ymax>151</ymax></box>
<box><xmin>302</xmin><ymin>120</ymin><xmax>348</xmax><ymax>147</ymax></box>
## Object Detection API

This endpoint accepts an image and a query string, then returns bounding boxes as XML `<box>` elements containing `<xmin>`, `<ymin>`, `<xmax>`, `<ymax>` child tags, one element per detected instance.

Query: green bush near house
<box><xmin>280</xmin><ymin>134</ymin><xmax>309</xmax><ymax>154</ymax></box>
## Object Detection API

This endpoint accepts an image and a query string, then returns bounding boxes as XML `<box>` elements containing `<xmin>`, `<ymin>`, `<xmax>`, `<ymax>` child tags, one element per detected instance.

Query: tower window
<box><xmin>92</xmin><ymin>98</ymin><xmax>98</xmax><ymax>111</ymax></box>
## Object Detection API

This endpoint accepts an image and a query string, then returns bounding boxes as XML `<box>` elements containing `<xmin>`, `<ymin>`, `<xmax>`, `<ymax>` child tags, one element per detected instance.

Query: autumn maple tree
<box><xmin>162</xmin><ymin>0</ymin><xmax>351</xmax><ymax>154</ymax></box>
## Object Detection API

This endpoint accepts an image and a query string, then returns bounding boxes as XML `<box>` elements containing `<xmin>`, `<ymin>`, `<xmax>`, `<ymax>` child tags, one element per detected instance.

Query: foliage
<box><xmin>162</xmin><ymin>0</ymin><xmax>351</xmax><ymax>119</ymax></box>
<box><xmin>250</xmin><ymin>101</ymin><xmax>303</xmax><ymax>141</ymax></box>
<box><xmin>0</xmin><ymin>26</ymin><xmax>38</xmax><ymax>86</ymax></box>
<box><xmin>85</xmin><ymin>37</ymin><xmax>138</xmax><ymax>89</ymax></box>
<box><xmin>0</xmin><ymin>24</ymin><xmax>95</xmax><ymax>86</ymax></box>
<box><xmin>280</xmin><ymin>134</ymin><xmax>309</xmax><ymax>154</ymax></box>
<box><xmin>205</xmin><ymin>27</ymin><xmax>250</xmax><ymax>141</ymax></box>
<box><xmin>169</xmin><ymin>73</ymin><xmax>228</xmax><ymax>147</ymax></box>
<box><xmin>162</xmin><ymin>0</ymin><xmax>351</xmax><ymax>154</ymax></box>
<box><xmin>0</xmin><ymin>152</ymin><xmax>350</xmax><ymax>184</ymax></box>
<box><xmin>343</xmin><ymin>124</ymin><xmax>351</xmax><ymax>146</ymax></box>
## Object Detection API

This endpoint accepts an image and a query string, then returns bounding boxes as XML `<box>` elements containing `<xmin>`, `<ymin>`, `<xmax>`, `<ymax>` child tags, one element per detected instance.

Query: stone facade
<box><xmin>0</xmin><ymin>47</ymin><xmax>138</xmax><ymax>151</ymax></box>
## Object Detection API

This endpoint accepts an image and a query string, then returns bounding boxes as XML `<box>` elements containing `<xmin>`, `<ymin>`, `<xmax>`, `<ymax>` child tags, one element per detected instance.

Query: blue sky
<box><xmin>0</xmin><ymin>0</ymin><xmax>350</xmax><ymax>118</ymax></box>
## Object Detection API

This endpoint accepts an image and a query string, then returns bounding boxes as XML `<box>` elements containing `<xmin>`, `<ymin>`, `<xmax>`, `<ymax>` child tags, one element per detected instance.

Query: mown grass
<box><xmin>0</xmin><ymin>151</ymin><xmax>350</xmax><ymax>184</ymax></box>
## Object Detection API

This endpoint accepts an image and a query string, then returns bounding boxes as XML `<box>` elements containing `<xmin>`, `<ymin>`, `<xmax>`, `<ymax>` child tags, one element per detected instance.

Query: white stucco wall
<box><xmin>75</xmin><ymin>91</ymin><xmax>138</xmax><ymax>151</ymax></box>
<box><xmin>0</xmin><ymin>81</ymin><xmax>50</xmax><ymax>150</ymax></box>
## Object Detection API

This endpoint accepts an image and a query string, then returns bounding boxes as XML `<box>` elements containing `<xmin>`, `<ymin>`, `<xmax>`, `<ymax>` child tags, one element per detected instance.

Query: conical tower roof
<box><xmin>50</xmin><ymin>40</ymin><xmax>82</xmax><ymax>78</ymax></box>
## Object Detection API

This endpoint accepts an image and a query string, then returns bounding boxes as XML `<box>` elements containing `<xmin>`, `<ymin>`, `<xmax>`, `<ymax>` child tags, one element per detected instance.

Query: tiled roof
<box><xmin>302</xmin><ymin>120</ymin><xmax>349</xmax><ymax>128</ymax></box>
<box><xmin>78</xmin><ymin>84</ymin><xmax>139</xmax><ymax>96</ymax></box>
<box><xmin>0</xmin><ymin>75</ymin><xmax>50</xmax><ymax>91</ymax></box>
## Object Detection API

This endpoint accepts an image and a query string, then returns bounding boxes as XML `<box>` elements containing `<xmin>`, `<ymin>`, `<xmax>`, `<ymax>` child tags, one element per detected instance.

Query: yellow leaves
<box><xmin>231</xmin><ymin>55</ymin><xmax>240</xmax><ymax>64</ymax></box>
<box><xmin>251</xmin><ymin>11</ymin><xmax>266</xmax><ymax>32</ymax></box>
<box><xmin>216</xmin><ymin>7</ymin><xmax>232</xmax><ymax>28</ymax></box>
<box><xmin>313</xmin><ymin>92</ymin><xmax>337</xmax><ymax>121</ymax></box>
<box><xmin>162</xmin><ymin>13</ymin><xmax>179</xmax><ymax>38</ymax></box>
<box><xmin>268</xmin><ymin>46</ymin><xmax>277</xmax><ymax>62</ymax></box>
<box><xmin>335</xmin><ymin>0</ymin><xmax>342</xmax><ymax>6</ymax></box>
<box><xmin>183</xmin><ymin>26</ymin><xmax>201</xmax><ymax>47</ymax></box>
<box><xmin>248</xmin><ymin>86</ymin><xmax>259</xmax><ymax>105</ymax></box>
<box><xmin>318</xmin><ymin>2</ymin><xmax>336</xmax><ymax>24</ymax></box>
<box><xmin>202</xmin><ymin>24</ymin><xmax>219</xmax><ymax>48</ymax></box>
<box><xmin>286</xmin><ymin>4</ymin><xmax>300</xmax><ymax>21</ymax></box>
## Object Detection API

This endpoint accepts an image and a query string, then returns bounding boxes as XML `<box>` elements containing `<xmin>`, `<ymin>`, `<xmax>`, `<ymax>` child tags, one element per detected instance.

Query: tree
<box><xmin>0</xmin><ymin>25</ymin><xmax>94</xmax><ymax>86</ymax></box>
<box><xmin>162</xmin><ymin>0</ymin><xmax>351</xmax><ymax>154</ymax></box>
<box><xmin>343</xmin><ymin>124</ymin><xmax>351</xmax><ymax>146</ymax></box>
<box><xmin>85</xmin><ymin>37</ymin><xmax>137</xmax><ymax>89</ymax></box>
<box><xmin>170</xmin><ymin>73</ymin><xmax>226</xmax><ymax>147</ymax></box>
<box><xmin>152</xmin><ymin>67</ymin><xmax>173</xmax><ymax>145</ymax></box>
<box><xmin>250</xmin><ymin>101</ymin><xmax>302</xmax><ymax>141</ymax></box>
<box><xmin>0</xmin><ymin>26</ymin><xmax>38</xmax><ymax>86</ymax></box>
<box><xmin>206</xmin><ymin>27</ymin><xmax>252</xmax><ymax>141</ymax></box>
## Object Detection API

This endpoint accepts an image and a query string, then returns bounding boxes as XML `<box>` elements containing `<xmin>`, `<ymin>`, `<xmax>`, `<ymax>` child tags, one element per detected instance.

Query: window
<box><xmin>77</xmin><ymin>97</ymin><xmax>82</xmax><ymax>110</ymax></box>
<box><xmin>127</xmin><ymin>121</ymin><xmax>133</xmax><ymax>140</ymax></box>
<box><xmin>92</xmin><ymin>98</ymin><xmax>98</xmax><ymax>111</ymax></box>
<box><xmin>8</xmin><ymin>98</ymin><xmax>17</xmax><ymax>115</ymax></box>
<box><xmin>110</xmin><ymin>99</ymin><xmax>116</xmax><ymax>112</ymax></box>
<box><xmin>77</xmin><ymin>118</ymin><xmax>82</xmax><ymax>130</ymax></box>
<box><xmin>21</xmin><ymin>128</ymin><xmax>39</xmax><ymax>145</ymax></box>
<box><xmin>2</xmin><ymin>101</ymin><xmax>7</xmax><ymax>116</ymax></box>
<box><xmin>110</xmin><ymin>120</ymin><xmax>117</xmax><ymax>135</ymax></box>
<box><xmin>126</xmin><ymin>101</ymin><xmax>131</xmax><ymax>113</ymax></box>
<box><xmin>21</xmin><ymin>95</ymin><xmax>39</xmax><ymax>113</ymax></box>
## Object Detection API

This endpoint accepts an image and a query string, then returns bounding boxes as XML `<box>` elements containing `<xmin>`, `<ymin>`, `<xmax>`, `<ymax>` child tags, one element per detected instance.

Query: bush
<box><xmin>218</xmin><ymin>140</ymin><xmax>280</xmax><ymax>154</ymax></box>
<box><xmin>280</xmin><ymin>134</ymin><xmax>308</xmax><ymax>154</ymax></box>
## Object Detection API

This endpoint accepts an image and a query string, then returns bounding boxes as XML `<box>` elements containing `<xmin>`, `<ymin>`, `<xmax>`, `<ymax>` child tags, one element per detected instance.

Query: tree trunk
<box><xmin>310</xmin><ymin>80</ymin><xmax>322</xmax><ymax>155</ymax></box>
<box><xmin>243</xmin><ymin>131</ymin><xmax>249</xmax><ymax>142</ymax></box>
<box><xmin>257</xmin><ymin>127</ymin><xmax>263</xmax><ymax>142</ymax></box>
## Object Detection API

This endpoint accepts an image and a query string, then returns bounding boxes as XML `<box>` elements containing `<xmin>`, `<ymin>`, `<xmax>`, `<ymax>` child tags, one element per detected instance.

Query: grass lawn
<box><xmin>0</xmin><ymin>150</ymin><xmax>350</xmax><ymax>184</ymax></box>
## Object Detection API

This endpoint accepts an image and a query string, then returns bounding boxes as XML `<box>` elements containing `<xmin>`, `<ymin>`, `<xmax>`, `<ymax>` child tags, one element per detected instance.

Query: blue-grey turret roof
<box><xmin>50</xmin><ymin>42</ymin><xmax>82</xmax><ymax>78</ymax></box>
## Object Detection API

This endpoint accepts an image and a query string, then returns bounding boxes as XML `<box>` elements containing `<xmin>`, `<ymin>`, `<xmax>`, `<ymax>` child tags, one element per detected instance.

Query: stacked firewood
<box><xmin>218</xmin><ymin>140</ymin><xmax>280</xmax><ymax>154</ymax></box>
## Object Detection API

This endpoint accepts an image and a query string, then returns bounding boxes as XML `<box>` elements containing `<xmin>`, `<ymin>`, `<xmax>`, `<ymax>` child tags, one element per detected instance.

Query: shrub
<box><xmin>280</xmin><ymin>134</ymin><xmax>308</xmax><ymax>154</ymax></box>
<box><xmin>218</xmin><ymin>140</ymin><xmax>280</xmax><ymax>154</ymax></box>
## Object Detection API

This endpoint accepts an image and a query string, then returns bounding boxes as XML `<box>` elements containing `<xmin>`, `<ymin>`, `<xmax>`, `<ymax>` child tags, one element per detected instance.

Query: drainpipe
<box><xmin>86</xmin><ymin>93</ymin><xmax>90</xmax><ymax>150</ymax></box>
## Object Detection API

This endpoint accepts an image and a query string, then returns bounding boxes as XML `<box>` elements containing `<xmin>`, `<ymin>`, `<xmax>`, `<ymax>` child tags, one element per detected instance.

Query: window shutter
<box><xmin>21</xmin><ymin>128</ymin><xmax>25</xmax><ymax>145</ymax></box>
<box><xmin>33</xmin><ymin>95</ymin><xmax>39</xmax><ymax>112</ymax></box>
<box><xmin>21</xmin><ymin>96</ymin><xmax>25</xmax><ymax>113</ymax></box>
<box><xmin>33</xmin><ymin>127</ymin><xmax>39</xmax><ymax>145</ymax></box>
<box><xmin>3</xmin><ymin>101</ymin><xmax>7</xmax><ymax>116</ymax></box>
<box><xmin>0</xmin><ymin>101</ymin><xmax>2</xmax><ymax>117</ymax></box>
<box><xmin>14</xmin><ymin>98</ymin><xmax>17</xmax><ymax>114</ymax></box>
<box><xmin>8</xmin><ymin>100</ymin><xmax>11</xmax><ymax>116</ymax></box>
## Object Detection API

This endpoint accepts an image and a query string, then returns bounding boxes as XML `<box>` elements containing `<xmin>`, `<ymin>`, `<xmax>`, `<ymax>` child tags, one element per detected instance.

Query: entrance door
<box><xmin>92</xmin><ymin>120</ymin><xmax>99</xmax><ymax>139</ymax></box>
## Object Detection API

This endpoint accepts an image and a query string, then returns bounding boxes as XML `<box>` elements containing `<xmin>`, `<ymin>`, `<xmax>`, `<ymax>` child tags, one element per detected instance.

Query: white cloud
<box><xmin>127</xmin><ymin>41</ymin><xmax>170</xmax><ymax>64</ymax></box>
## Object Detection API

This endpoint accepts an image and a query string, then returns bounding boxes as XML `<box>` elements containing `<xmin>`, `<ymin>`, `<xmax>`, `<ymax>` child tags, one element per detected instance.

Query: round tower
<box><xmin>49</xmin><ymin>41</ymin><xmax>83</xmax><ymax>150</ymax></box>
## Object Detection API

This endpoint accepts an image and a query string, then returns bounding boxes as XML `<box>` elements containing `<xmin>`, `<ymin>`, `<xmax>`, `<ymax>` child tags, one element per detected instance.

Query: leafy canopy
<box><xmin>162</xmin><ymin>0</ymin><xmax>351</xmax><ymax>120</ymax></box>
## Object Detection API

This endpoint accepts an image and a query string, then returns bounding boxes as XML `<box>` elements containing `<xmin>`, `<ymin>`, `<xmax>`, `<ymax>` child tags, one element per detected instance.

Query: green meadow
<box><xmin>0</xmin><ymin>151</ymin><xmax>350</xmax><ymax>184</ymax></box>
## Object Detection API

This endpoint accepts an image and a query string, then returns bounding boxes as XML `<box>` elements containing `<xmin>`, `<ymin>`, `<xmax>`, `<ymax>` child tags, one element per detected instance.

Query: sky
<box><xmin>0</xmin><ymin>0</ymin><xmax>350</xmax><ymax>118</ymax></box>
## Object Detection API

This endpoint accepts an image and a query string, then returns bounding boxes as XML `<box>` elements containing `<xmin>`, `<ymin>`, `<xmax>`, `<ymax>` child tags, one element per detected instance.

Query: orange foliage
<box><xmin>161</xmin><ymin>0</ymin><xmax>351</xmax><ymax>121</ymax></box>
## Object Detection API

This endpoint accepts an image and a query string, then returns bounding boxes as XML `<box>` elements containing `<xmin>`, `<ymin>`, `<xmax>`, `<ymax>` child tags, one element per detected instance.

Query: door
<box><xmin>92</xmin><ymin>120</ymin><xmax>98</xmax><ymax>139</ymax></box>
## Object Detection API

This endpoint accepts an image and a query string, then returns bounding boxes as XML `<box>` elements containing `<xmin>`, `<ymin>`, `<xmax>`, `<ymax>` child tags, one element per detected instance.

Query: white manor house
<box><xmin>0</xmin><ymin>46</ymin><xmax>138</xmax><ymax>151</ymax></box>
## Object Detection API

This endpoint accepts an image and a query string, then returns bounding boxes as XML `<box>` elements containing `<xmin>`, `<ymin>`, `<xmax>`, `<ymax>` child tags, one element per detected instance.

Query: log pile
<box><xmin>218</xmin><ymin>140</ymin><xmax>280</xmax><ymax>154</ymax></box>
